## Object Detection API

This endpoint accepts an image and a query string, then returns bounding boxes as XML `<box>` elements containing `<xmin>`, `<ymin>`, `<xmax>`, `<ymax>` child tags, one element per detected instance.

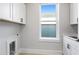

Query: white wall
<box><xmin>59</xmin><ymin>4</ymin><xmax>77</xmax><ymax>36</ymax></box>
<box><xmin>0</xmin><ymin>21</ymin><xmax>21</xmax><ymax>55</ymax></box>
<box><xmin>20</xmin><ymin>3</ymin><xmax>72</xmax><ymax>54</ymax></box>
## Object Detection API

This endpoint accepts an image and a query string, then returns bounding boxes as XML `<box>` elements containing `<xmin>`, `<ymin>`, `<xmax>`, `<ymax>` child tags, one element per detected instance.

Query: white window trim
<box><xmin>39</xmin><ymin>3</ymin><xmax>60</xmax><ymax>42</ymax></box>
<box><xmin>40</xmin><ymin>17</ymin><xmax>56</xmax><ymax>22</ymax></box>
<box><xmin>41</xmin><ymin>3</ymin><xmax>56</xmax><ymax>5</ymax></box>
<box><xmin>40</xmin><ymin>22</ymin><xmax>56</xmax><ymax>24</ymax></box>
<box><xmin>39</xmin><ymin>38</ymin><xmax>60</xmax><ymax>42</ymax></box>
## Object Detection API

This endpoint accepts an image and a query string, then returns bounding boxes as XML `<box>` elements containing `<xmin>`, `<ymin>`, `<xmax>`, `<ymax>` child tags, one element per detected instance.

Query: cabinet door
<box><xmin>20</xmin><ymin>4</ymin><xmax>26</xmax><ymax>24</ymax></box>
<box><xmin>12</xmin><ymin>3</ymin><xmax>21</xmax><ymax>22</ymax></box>
<box><xmin>78</xmin><ymin>4</ymin><xmax>79</xmax><ymax>39</ymax></box>
<box><xmin>63</xmin><ymin>40</ymin><xmax>71</xmax><ymax>55</ymax></box>
<box><xmin>70</xmin><ymin>40</ymin><xmax>79</xmax><ymax>55</ymax></box>
<box><xmin>0</xmin><ymin>3</ymin><xmax>12</xmax><ymax>20</ymax></box>
<box><xmin>63</xmin><ymin>37</ymin><xmax>71</xmax><ymax>55</ymax></box>
<box><xmin>63</xmin><ymin>40</ymin><xmax>68</xmax><ymax>55</ymax></box>
<box><xmin>12</xmin><ymin>3</ymin><xmax>26</xmax><ymax>24</ymax></box>
<box><xmin>70</xmin><ymin>3</ymin><xmax>78</xmax><ymax>24</ymax></box>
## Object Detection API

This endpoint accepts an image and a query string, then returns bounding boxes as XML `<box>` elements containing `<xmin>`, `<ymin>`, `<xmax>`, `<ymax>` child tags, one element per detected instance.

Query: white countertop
<box><xmin>63</xmin><ymin>35</ymin><xmax>79</xmax><ymax>42</ymax></box>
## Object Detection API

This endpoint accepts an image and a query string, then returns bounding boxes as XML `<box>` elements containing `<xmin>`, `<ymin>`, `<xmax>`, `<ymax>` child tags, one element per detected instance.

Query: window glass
<box><xmin>41</xmin><ymin>24</ymin><xmax>56</xmax><ymax>37</ymax></box>
<box><xmin>41</xmin><ymin>4</ymin><xmax>56</xmax><ymax>18</ymax></box>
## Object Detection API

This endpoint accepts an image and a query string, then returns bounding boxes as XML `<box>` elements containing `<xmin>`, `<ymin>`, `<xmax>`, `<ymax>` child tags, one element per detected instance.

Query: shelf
<box><xmin>0</xmin><ymin>19</ymin><xmax>26</xmax><ymax>25</ymax></box>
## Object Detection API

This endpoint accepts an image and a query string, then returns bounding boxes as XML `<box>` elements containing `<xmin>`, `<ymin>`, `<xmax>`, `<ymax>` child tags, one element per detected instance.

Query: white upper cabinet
<box><xmin>19</xmin><ymin>4</ymin><xmax>26</xmax><ymax>24</ymax></box>
<box><xmin>70</xmin><ymin>3</ymin><xmax>78</xmax><ymax>24</ymax></box>
<box><xmin>20</xmin><ymin>4</ymin><xmax>26</xmax><ymax>24</ymax></box>
<box><xmin>0</xmin><ymin>3</ymin><xmax>12</xmax><ymax>20</ymax></box>
<box><xmin>12</xmin><ymin>3</ymin><xmax>26</xmax><ymax>24</ymax></box>
<box><xmin>0</xmin><ymin>3</ymin><xmax>26</xmax><ymax>24</ymax></box>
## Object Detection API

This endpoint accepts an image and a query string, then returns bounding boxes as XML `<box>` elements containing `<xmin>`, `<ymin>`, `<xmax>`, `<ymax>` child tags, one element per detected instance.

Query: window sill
<box><xmin>40</xmin><ymin>37</ymin><xmax>60</xmax><ymax>42</ymax></box>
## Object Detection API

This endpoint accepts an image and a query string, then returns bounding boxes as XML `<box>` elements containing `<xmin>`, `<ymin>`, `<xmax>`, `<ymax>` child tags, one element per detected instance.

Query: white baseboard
<box><xmin>18</xmin><ymin>48</ymin><xmax>62</xmax><ymax>55</ymax></box>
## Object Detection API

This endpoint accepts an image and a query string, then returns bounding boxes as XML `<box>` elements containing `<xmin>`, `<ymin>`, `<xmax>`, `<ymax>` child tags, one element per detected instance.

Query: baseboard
<box><xmin>17</xmin><ymin>48</ymin><xmax>62</xmax><ymax>55</ymax></box>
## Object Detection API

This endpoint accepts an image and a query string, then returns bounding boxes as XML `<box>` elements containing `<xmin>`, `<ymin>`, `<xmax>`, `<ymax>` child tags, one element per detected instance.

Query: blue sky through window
<box><xmin>41</xmin><ymin>4</ymin><xmax>56</xmax><ymax>14</ymax></box>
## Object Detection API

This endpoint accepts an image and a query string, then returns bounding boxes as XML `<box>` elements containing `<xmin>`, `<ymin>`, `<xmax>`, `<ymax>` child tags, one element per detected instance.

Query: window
<box><xmin>40</xmin><ymin>4</ymin><xmax>59</xmax><ymax>41</ymax></box>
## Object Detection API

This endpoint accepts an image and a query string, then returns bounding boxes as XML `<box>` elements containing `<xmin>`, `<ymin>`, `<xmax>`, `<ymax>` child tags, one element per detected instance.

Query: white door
<box><xmin>0</xmin><ymin>3</ymin><xmax>12</xmax><ymax>20</ymax></box>
<box><xmin>70</xmin><ymin>3</ymin><xmax>78</xmax><ymax>24</ymax></box>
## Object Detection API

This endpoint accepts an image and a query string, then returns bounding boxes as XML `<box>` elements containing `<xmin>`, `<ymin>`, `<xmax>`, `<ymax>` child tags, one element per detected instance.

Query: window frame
<box><xmin>39</xmin><ymin>3</ymin><xmax>60</xmax><ymax>42</ymax></box>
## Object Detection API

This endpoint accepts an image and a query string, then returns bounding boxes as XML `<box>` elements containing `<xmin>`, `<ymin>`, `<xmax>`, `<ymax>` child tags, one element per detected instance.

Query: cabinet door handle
<box><xmin>67</xmin><ymin>44</ymin><xmax>70</xmax><ymax>49</ymax></box>
<box><xmin>20</xmin><ymin>18</ymin><xmax>23</xmax><ymax>22</ymax></box>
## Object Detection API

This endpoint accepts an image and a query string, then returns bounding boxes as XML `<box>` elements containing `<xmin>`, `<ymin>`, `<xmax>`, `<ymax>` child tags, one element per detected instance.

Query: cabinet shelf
<box><xmin>0</xmin><ymin>19</ymin><xmax>26</xmax><ymax>25</ymax></box>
